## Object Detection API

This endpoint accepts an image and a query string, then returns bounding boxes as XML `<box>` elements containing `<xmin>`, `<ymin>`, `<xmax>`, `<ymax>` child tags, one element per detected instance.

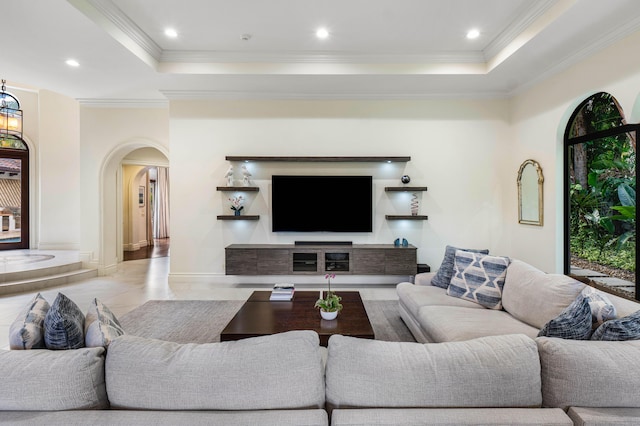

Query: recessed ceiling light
<box><xmin>466</xmin><ymin>29</ymin><xmax>480</xmax><ymax>40</ymax></box>
<box><xmin>164</xmin><ymin>28</ymin><xmax>178</xmax><ymax>38</ymax></box>
<box><xmin>65</xmin><ymin>59</ymin><xmax>80</xmax><ymax>67</ymax></box>
<box><xmin>316</xmin><ymin>27</ymin><xmax>329</xmax><ymax>39</ymax></box>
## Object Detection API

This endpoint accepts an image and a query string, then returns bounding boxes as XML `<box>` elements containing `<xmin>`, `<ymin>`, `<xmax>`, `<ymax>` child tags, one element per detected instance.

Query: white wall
<box><xmin>37</xmin><ymin>90</ymin><xmax>81</xmax><ymax>249</ymax></box>
<box><xmin>509</xmin><ymin>30</ymin><xmax>640</xmax><ymax>273</ymax></box>
<box><xmin>169</xmin><ymin>99</ymin><xmax>512</xmax><ymax>281</ymax></box>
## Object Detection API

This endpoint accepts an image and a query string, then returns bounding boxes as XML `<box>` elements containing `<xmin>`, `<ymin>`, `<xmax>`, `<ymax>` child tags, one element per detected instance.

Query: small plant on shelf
<box><xmin>229</xmin><ymin>195</ymin><xmax>244</xmax><ymax>215</ymax></box>
<box><xmin>315</xmin><ymin>274</ymin><xmax>343</xmax><ymax>316</ymax></box>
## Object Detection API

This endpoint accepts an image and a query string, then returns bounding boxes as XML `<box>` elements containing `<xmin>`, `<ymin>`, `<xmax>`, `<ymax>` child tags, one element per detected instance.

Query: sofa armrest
<box><xmin>414</xmin><ymin>272</ymin><xmax>436</xmax><ymax>286</ymax></box>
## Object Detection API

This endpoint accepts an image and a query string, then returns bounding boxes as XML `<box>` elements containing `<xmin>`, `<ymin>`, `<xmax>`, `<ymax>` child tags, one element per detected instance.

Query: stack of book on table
<box><xmin>270</xmin><ymin>283</ymin><xmax>295</xmax><ymax>301</ymax></box>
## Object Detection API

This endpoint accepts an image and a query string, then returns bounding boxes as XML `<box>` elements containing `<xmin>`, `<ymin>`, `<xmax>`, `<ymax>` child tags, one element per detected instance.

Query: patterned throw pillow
<box><xmin>581</xmin><ymin>286</ymin><xmax>617</xmax><ymax>327</ymax></box>
<box><xmin>8</xmin><ymin>293</ymin><xmax>50</xmax><ymax>350</ymax></box>
<box><xmin>431</xmin><ymin>245</ymin><xmax>490</xmax><ymax>289</ymax></box>
<box><xmin>447</xmin><ymin>250</ymin><xmax>510</xmax><ymax>309</ymax></box>
<box><xmin>44</xmin><ymin>293</ymin><xmax>86</xmax><ymax>350</ymax></box>
<box><xmin>85</xmin><ymin>298</ymin><xmax>125</xmax><ymax>348</ymax></box>
<box><xmin>591</xmin><ymin>310</ymin><xmax>640</xmax><ymax>341</ymax></box>
<box><xmin>537</xmin><ymin>294</ymin><xmax>593</xmax><ymax>340</ymax></box>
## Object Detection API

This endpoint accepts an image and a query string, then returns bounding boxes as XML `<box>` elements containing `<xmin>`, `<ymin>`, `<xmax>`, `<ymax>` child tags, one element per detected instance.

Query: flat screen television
<box><xmin>272</xmin><ymin>175</ymin><xmax>373</xmax><ymax>232</ymax></box>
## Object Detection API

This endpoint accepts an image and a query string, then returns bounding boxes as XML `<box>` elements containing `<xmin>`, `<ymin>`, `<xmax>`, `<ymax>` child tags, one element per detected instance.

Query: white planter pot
<box><xmin>320</xmin><ymin>310</ymin><xmax>338</xmax><ymax>320</ymax></box>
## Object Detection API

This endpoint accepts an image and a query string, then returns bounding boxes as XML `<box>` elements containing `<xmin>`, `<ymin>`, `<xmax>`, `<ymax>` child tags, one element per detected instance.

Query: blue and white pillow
<box><xmin>581</xmin><ymin>286</ymin><xmax>617</xmax><ymax>327</ymax></box>
<box><xmin>431</xmin><ymin>245</ymin><xmax>490</xmax><ymax>289</ymax></box>
<box><xmin>9</xmin><ymin>293</ymin><xmax>50</xmax><ymax>350</ymax></box>
<box><xmin>537</xmin><ymin>294</ymin><xmax>593</xmax><ymax>340</ymax></box>
<box><xmin>44</xmin><ymin>293</ymin><xmax>86</xmax><ymax>350</ymax></box>
<box><xmin>591</xmin><ymin>310</ymin><xmax>640</xmax><ymax>341</ymax></box>
<box><xmin>85</xmin><ymin>298</ymin><xmax>125</xmax><ymax>348</ymax></box>
<box><xmin>447</xmin><ymin>250</ymin><xmax>510</xmax><ymax>309</ymax></box>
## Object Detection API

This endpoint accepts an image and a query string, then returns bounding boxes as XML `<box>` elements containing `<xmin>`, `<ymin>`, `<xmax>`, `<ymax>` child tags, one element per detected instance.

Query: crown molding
<box><xmin>160</xmin><ymin>89</ymin><xmax>508</xmax><ymax>101</ymax></box>
<box><xmin>78</xmin><ymin>99</ymin><xmax>169</xmax><ymax>108</ymax></box>
<box><xmin>509</xmin><ymin>14</ymin><xmax>640</xmax><ymax>97</ymax></box>
<box><xmin>483</xmin><ymin>0</ymin><xmax>558</xmax><ymax>60</ymax></box>
<box><xmin>159</xmin><ymin>50</ymin><xmax>485</xmax><ymax>65</ymax></box>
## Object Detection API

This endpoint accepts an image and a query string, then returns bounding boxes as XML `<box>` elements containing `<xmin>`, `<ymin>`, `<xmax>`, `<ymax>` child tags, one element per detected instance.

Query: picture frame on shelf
<box><xmin>139</xmin><ymin>186</ymin><xmax>145</xmax><ymax>207</ymax></box>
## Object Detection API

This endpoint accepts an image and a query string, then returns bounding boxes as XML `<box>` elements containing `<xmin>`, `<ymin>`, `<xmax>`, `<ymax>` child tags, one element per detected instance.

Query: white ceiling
<box><xmin>3</xmin><ymin>0</ymin><xmax>640</xmax><ymax>104</ymax></box>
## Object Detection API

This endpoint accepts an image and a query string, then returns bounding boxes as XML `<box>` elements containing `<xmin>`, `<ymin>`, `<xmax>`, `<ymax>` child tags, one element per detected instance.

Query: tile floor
<box><xmin>0</xmin><ymin>254</ymin><xmax>399</xmax><ymax>350</ymax></box>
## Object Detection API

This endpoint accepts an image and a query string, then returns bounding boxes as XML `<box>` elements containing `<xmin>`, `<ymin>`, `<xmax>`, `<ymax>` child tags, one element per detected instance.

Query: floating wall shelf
<box><xmin>385</xmin><ymin>215</ymin><xmax>429</xmax><ymax>220</ymax></box>
<box><xmin>216</xmin><ymin>186</ymin><xmax>259</xmax><ymax>192</ymax></box>
<box><xmin>217</xmin><ymin>215</ymin><xmax>260</xmax><ymax>221</ymax></box>
<box><xmin>385</xmin><ymin>186</ymin><xmax>428</xmax><ymax>192</ymax></box>
<box><xmin>225</xmin><ymin>156</ymin><xmax>411</xmax><ymax>163</ymax></box>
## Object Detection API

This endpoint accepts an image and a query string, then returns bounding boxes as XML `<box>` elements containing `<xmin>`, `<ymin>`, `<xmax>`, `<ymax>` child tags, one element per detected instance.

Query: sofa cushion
<box><xmin>417</xmin><ymin>305</ymin><xmax>539</xmax><ymax>342</ymax></box>
<box><xmin>537</xmin><ymin>294</ymin><xmax>593</xmax><ymax>340</ymax></box>
<box><xmin>447</xmin><ymin>250</ymin><xmax>510</xmax><ymax>309</ymax></box>
<box><xmin>431</xmin><ymin>245</ymin><xmax>489</xmax><ymax>289</ymax></box>
<box><xmin>8</xmin><ymin>292</ymin><xmax>50</xmax><ymax>350</ymax></box>
<box><xmin>581</xmin><ymin>286</ymin><xmax>617</xmax><ymax>327</ymax></box>
<box><xmin>396</xmin><ymin>282</ymin><xmax>483</xmax><ymax>318</ymax></box>
<box><xmin>567</xmin><ymin>407</ymin><xmax>640</xmax><ymax>426</ymax></box>
<box><xmin>44</xmin><ymin>293</ymin><xmax>85</xmax><ymax>350</ymax></box>
<box><xmin>502</xmin><ymin>259</ymin><xmax>585</xmax><ymax>329</ymax></box>
<box><xmin>84</xmin><ymin>298</ymin><xmax>125</xmax><ymax>348</ymax></box>
<box><xmin>106</xmin><ymin>331</ymin><xmax>325</xmax><ymax>410</ymax></box>
<box><xmin>0</xmin><ymin>347</ymin><xmax>108</xmax><ymax>410</ymax></box>
<box><xmin>0</xmin><ymin>409</ymin><xmax>329</xmax><ymax>425</ymax></box>
<box><xmin>325</xmin><ymin>334</ymin><xmax>542</xmax><ymax>410</ymax></box>
<box><xmin>537</xmin><ymin>337</ymin><xmax>640</xmax><ymax>409</ymax></box>
<box><xmin>591</xmin><ymin>309</ymin><xmax>640</xmax><ymax>341</ymax></box>
<box><xmin>331</xmin><ymin>408</ymin><xmax>572</xmax><ymax>425</ymax></box>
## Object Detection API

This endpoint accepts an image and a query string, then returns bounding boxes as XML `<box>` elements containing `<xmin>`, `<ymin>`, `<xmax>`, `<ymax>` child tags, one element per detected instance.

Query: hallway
<box><xmin>123</xmin><ymin>238</ymin><xmax>169</xmax><ymax>261</ymax></box>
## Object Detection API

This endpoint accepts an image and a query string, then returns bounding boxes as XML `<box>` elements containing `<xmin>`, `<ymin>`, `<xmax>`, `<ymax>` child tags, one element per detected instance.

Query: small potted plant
<box><xmin>315</xmin><ymin>273</ymin><xmax>342</xmax><ymax>320</ymax></box>
<box><xmin>229</xmin><ymin>195</ymin><xmax>244</xmax><ymax>216</ymax></box>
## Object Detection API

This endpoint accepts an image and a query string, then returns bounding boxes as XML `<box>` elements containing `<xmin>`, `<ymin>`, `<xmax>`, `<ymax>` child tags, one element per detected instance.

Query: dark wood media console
<box><xmin>225</xmin><ymin>243</ymin><xmax>417</xmax><ymax>275</ymax></box>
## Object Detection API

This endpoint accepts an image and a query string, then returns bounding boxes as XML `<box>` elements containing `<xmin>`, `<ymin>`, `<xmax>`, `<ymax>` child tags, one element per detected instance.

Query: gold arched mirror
<box><xmin>517</xmin><ymin>159</ymin><xmax>544</xmax><ymax>226</ymax></box>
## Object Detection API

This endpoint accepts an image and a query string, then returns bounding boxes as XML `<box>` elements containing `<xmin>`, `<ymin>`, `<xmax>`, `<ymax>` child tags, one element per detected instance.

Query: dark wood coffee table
<box><xmin>220</xmin><ymin>291</ymin><xmax>375</xmax><ymax>346</ymax></box>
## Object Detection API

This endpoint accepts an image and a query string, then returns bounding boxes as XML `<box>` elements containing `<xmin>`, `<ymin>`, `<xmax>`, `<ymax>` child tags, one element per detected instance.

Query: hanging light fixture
<box><xmin>0</xmin><ymin>79</ymin><xmax>23</xmax><ymax>146</ymax></box>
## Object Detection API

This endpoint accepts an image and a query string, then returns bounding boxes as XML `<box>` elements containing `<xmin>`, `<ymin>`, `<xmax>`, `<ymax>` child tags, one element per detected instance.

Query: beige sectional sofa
<box><xmin>397</xmin><ymin>259</ymin><xmax>640</xmax><ymax>343</ymax></box>
<box><xmin>1</xmin><ymin>326</ymin><xmax>640</xmax><ymax>425</ymax></box>
<box><xmin>395</xmin><ymin>258</ymin><xmax>640</xmax><ymax>425</ymax></box>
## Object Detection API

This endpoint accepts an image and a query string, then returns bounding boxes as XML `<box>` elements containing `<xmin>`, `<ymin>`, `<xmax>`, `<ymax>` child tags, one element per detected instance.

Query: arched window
<box><xmin>564</xmin><ymin>92</ymin><xmax>638</xmax><ymax>300</ymax></box>
<box><xmin>0</xmin><ymin>86</ymin><xmax>29</xmax><ymax>249</ymax></box>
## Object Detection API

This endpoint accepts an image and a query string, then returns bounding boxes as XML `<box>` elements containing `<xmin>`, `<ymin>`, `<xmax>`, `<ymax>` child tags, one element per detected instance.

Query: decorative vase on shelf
<box><xmin>320</xmin><ymin>310</ymin><xmax>338</xmax><ymax>320</ymax></box>
<box><xmin>234</xmin><ymin>209</ymin><xmax>241</xmax><ymax>216</ymax></box>
<box><xmin>410</xmin><ymin>192</ymin><xmax>419</xmax><ymax>216</ymax></box>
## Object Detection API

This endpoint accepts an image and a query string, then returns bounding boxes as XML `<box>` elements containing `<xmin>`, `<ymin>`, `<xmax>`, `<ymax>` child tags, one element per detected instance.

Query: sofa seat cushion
<box><xmin>567</xmin><ymin>407</ymin><xmax>640</xmax><ymax>426</ymax></box>
<box><xmin>0</xmin><ymin>409</ymin><xmax>329</xmax><ymax>426</ymax></box>
<box><xmin>0</xmin><ymin>347</ymin><xmax>108</xmax><ymax>411</ymax></box>
<box><xmin>325</xmin><ymin>334</ymin><xmax>542</xmax><ymax>410</ymax></box>
<box><xmin>396</xmin><ymin>282</ymin><xmax>483</xmax><ymax>318</ymax></box>
<box><xmin>537</xmin><ymin>337</ymin><xmax>640</xmax><ymax>409</ymax></box>
<box><xmin>502</xmin><ymin>260</ymin><xmax>585</xmax><ymax>329</ymax></box>
<box><xmin>106</xmin><ymin>331</ymin><xmax>325</xmax><ymax>411</ymax></box>
<box><xmin>417</xmin><ymin>305</ymin><xmax>539</xmax><ymax>342</ymax></box>
<box><xmin>331</xmin><ymin>408</ymin><xmax>572</xmax><ymax>425</ymax></box>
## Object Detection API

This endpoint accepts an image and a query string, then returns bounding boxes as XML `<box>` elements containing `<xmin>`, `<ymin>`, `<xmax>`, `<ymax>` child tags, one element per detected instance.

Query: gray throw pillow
<box><xmin>431</xmin><ymin>245</ymin><xmax>489</xmax><ymax>289</ymax></box>
<box><xmin>44</xmin><ymin>293</ymin><xmax>86</xmax><ymax>350</ymax></box>
<box><xmin>537</xmin><ymin>294</ymin><xmax>593</xmax><ymax>340</ymax></box>
<box><xmin>447</xmin><ymin>250</ymin><xmax>511</xmax><ymax>310</ymax></box>
<box><xmin>85</xmin><ymin>298</ymin><xmax>125</xmax><ymax>348</ymax></box>
<box><xmin>591</xmin><ymin>310</ymin><xmax>640</xmax><ymax>341</ymax></box>
<box><xmin>8</xmin><ymin>293</ymin><xmax>50</xmax><ymax>349</ymax></box>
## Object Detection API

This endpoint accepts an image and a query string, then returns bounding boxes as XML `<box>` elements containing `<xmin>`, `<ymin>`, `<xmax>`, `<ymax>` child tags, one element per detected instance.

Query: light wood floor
<box><xmin>0</xmin><ymin>255</ymin><xmax>399</xmax><ymax>350</ymax></box>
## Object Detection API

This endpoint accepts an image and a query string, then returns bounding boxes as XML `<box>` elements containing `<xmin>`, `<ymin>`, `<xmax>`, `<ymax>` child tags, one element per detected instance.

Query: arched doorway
<box><xmin>564</xmin><ymin>92</ymin><xmax>639</xmax><ymax>300</ymax></box>
<box><xmin>99</xmin><ymin>141</ymin><xmax>168</xmax><ymax>272</ymax></box>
